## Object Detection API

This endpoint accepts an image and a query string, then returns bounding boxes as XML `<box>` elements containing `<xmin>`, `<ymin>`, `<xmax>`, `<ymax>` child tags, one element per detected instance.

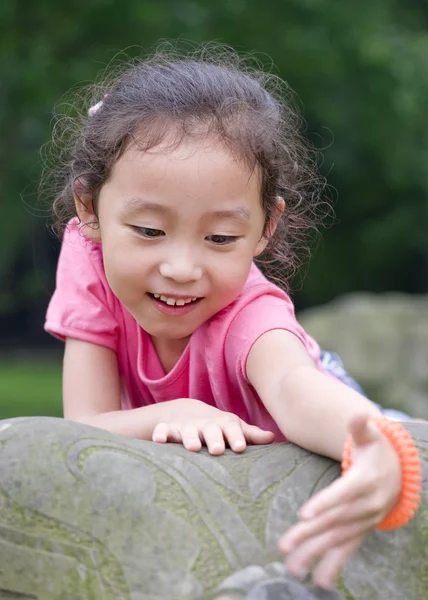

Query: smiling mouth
<box><xmin>148</xmin><ymin>293</ymin><xmax>201</xmax><ymax>306</ymax></box>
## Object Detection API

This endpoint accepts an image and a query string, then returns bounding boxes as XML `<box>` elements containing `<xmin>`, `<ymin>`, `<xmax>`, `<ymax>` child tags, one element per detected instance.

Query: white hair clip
<box><xmin>88</xmin><ymin>94</ymin><xmax>108</xmax><ymax>117</ymax></box>
<box><xmin>88</xmin><ymin>100</ymin><xmax>104</xmax><ymax>117</ymax></box>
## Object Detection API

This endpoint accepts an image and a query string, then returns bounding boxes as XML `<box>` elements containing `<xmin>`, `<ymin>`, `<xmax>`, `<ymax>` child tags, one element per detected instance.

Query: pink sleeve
<box><xmin>224</xmin><ymin>292</ymin><xmax>320</xmax><ymax>382</ymax></box>
<box><xmin>44</xmin><ymin>222</ymin><xmax>119</xmax><ymax>351</ymax></box>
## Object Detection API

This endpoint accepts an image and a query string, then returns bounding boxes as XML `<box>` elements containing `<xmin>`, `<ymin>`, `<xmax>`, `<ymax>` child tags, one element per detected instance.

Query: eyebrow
<box><xmin>122</xmin><ymin>197</ymin><xmax>251</xmax><ymax>221</ymax></box>
<box><xmin>208</xmin><ymin>207</ymin><xmax>251</xmax><ymax>222</ymax></box>
<box><xmin>122</xmin><ymin>197</ymin><xmax>170</xmax><ymax>215</ymax></box>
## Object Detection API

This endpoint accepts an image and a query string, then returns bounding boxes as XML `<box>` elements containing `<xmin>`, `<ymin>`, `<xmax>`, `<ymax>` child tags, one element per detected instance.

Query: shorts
<box><xmin>319</xmin><ymin>350</ymin><xmax>413</xmax><ymax>422</ymax></box>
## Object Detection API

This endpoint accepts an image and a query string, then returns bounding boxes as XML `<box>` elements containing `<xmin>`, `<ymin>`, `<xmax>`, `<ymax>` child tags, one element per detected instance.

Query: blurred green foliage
<box><xmin>0</xmin><ymin>360</ymin><xmax>62</xmax><ymax>418</ymax></box>
<box><xmin>1</xmin><ymin>0</ymin><xmax>428</xmax><ymax>332</ymax></box>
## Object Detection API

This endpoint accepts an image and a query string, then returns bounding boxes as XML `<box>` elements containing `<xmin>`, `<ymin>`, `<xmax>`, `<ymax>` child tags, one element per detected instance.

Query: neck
<box><xmin>151</xmin><ymin>335</ymin><xmax>190</xmax><ymax>374</ymax></box>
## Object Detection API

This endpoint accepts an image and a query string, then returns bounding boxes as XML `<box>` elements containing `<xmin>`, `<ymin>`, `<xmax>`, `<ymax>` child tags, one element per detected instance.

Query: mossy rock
<box><xmin>0</xmin><ymin>417</ymin><xmax>427</xmax><ymax>599</ymax></box>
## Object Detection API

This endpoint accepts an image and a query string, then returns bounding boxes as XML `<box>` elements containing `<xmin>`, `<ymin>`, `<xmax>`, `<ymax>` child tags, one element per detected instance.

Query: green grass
<box><xmin>0</xmin><ymin>359</ymin><xmax>63</xmax><ymax>419</ymax></box>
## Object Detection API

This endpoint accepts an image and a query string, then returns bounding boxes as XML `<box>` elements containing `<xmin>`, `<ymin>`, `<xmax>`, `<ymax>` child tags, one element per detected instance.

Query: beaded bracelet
<box><xmin>341</xmin><ymin>417</ymin><xmax>423</xmax><ymax>531</ymax></box>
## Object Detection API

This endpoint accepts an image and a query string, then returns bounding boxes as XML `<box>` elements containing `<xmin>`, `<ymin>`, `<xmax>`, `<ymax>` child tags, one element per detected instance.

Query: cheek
<box><xmin>102</xmin><ymin>244</ymin><xmax>148</xmax><ymax>292</ymax></box>
<box><xmin>211</xmin><ymin>251</ymin><xmax>254</xmax><ymax>291</ymax></box>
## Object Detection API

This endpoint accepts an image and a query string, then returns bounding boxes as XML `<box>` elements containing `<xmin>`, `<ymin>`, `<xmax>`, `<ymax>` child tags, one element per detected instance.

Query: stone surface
<box><xmin>0</xmin><ymin>417</ymin><xmax>427</xmax><ymax>600</ymax></box>
<box><xmin>299</xmin><ymin>293</ymin><xmax>428</xmax><ymax>419</ymax></box>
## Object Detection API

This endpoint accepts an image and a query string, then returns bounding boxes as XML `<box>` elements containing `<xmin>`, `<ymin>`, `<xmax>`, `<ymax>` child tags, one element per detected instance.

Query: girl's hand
<box><xmin>152</xmin><ymin>398</ymin><xmax>274</xmax><ymax>455</ymax></box>
<box><xmin>278</xmin><ymin>414</ymin><xmax>402</xmax><ymax>590</ymax></box>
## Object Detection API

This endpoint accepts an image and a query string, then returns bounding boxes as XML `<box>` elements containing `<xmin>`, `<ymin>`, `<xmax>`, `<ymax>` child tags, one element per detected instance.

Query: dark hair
<box><xmin>42</xmin><ymin>42</ymin><xmax>326</xmax><ymax>290</ymax></box>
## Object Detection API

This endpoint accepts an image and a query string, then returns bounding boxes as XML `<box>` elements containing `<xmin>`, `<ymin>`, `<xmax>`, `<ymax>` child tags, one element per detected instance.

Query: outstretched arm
<box><xmin>246</xmin><ymin>329</ymin><xmax>402</xmax><ymax>590</ymax></box>
<box><xmin>246</xmin><ymin>329</ymin><xmax>382</xmax><ymax>459</ymax></box>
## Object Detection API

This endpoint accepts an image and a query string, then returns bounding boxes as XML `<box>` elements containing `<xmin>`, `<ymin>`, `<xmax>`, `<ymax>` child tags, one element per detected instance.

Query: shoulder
<box><xmin>222</xmin><ymin>265</ymin><xmax>315</xmax><ymax>366</ymax></box>
<box><xmin>60</xmin><ymin>218</ymin><xmax>103</xmax><ymax>265</ymax></box>
<box><xmin>57</xmin><ymin>218</ymin><xmax>110</xmax><ymax>291</ymax></box>
<box><xmin>45</xmin><ymin>218</ymin><xmax>119</xmax><ymax>345</ymax></box>
<box><xmin>233</xmin><ymin>263</ymin><xmax>295</xmax><ymax>313</ymax></box>
<box><xmin>203</xmin><ymin>264</ymin><xmax>297</xmax><ymax>350</ymax></box>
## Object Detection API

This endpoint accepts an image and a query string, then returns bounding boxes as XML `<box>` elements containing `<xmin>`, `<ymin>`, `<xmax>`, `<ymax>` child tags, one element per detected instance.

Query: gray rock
<box><xmin>0</xmin><ymin>417</ymin><xmax>427</xmax><ymax>599</ymax></box>
<box><xmin>299</xmin><ymin>293</ymin><xmax>428</xmax><ymax>418</ymax></box>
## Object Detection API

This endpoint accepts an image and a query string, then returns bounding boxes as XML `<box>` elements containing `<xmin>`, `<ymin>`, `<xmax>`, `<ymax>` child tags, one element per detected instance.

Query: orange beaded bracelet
<box><xmin>341</xmin><ymin>417</ymin><xmax>423</xmax><ymax>531</ymax></box>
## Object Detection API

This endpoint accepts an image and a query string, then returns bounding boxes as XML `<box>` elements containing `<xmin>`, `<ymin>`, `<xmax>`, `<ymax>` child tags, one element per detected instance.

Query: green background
<box><xmin>1</xmin><ymin>0</ymin><xmax>427</xmax><ymax>418</ymax></box>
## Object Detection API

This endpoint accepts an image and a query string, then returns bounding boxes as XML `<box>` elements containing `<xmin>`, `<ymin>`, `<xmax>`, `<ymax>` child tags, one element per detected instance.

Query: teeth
<box><xmin>153</xmin><ymin>294</ymin><xmax>198</xmax><ymax>306</ymax></box>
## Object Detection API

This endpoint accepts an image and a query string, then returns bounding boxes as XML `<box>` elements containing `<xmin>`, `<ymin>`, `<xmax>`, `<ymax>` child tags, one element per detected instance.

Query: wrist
<box><xmin>342</xmin><ymin>417</ymin><xmax>423</xmax><ymax>530</ymax></box>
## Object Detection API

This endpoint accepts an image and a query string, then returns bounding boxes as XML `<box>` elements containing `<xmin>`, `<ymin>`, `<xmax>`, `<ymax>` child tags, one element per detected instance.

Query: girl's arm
<box><xmin>246</xmin><ymin>329</ymin><xmax>382</xmax><ymax>459</ymax></box>
<box><xmin>63</xmin><ymin>338</ymin><xmax>165</xmax><ymax>438</ymax></box>
<box><xmin>63</xmin><ymin>338</ymin><xmax>273</xmax><ymax>450</ymax></box>
<box><xmin>247</xmin><ymin>329</ymin><xmax>402</xmax><ymax>589</ymax></box>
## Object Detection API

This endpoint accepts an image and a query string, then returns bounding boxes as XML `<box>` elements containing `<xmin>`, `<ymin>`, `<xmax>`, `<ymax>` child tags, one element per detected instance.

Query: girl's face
<box><xmin>82</xmin><ymin>136</ymin><xmax>276</xmax><ymax>350</ymax></box>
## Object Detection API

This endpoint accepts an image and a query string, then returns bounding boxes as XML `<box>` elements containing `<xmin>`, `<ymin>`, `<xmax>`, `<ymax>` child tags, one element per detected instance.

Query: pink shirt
<box><xmin>45</xmin><ymin>220</ymin><xmax>325</xmax><ymax>442</ymax></box>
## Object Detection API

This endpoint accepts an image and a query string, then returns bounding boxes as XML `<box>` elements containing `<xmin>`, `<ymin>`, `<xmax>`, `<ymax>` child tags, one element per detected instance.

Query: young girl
<box><xmin>44</xmin><ymin>46</ymin><xmax>421</xmax><ymax>590</ymax></box>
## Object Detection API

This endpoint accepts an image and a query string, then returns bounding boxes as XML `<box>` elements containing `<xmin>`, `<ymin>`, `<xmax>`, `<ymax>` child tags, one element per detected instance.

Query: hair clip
<box><xmin>88</xmin><ymin>94</ymin><xmax>109</xmax><ymax>117</ymax></box>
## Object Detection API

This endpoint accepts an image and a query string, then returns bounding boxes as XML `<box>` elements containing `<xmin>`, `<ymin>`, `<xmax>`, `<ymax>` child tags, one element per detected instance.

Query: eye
<box><xmin>207</xmin><ymin>235</ymin><xmax>238</xmax><ymax>246</ymax></box>
<box><xmin>133</xmin><ymin>226</ymin><xmax>165</xmax><ymax>238</ymax></box>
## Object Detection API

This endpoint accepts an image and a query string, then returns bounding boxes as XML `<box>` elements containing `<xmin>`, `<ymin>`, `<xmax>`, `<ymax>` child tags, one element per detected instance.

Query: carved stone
<box><xmin>0</xmin><ymin>417</ymin><xmax>427</xmax><ymax>599</ymax></box>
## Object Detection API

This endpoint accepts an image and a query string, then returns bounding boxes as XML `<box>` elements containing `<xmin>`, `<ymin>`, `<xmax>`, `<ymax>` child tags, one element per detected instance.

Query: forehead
<box><xmin>108</xmin><ymin>135</ymin><xmax>262</xmax><ymax>204</ymax></box>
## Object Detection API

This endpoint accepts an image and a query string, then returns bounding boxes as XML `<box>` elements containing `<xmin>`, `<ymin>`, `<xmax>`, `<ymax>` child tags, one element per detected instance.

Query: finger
<box><xmin>200</xmin><ymin>422</ymin><xmax>226</xmax><ymax>455</ymax></box>
<box><xmin>279</xmin><ymin>498</ymin><xmax>378</xmax><ymax>553</ymax></box>
<box><xmin>298</xmin><ymin>463</ymin><xmax>371</xmax><ymax>520</ymax></box>
<box><xmin>152</xmin><ymin>422</ymin><xmax>171</xmax><ymax>443</ymax></box>
<box><xmin>180</xmin><ymin>424</ymin><xmax>203</xmax><ymax>452</ymax></box>
<box><xmin>241</xmin><ymin>423</ymin><xmax>275</xmax><ymax>445</ymax></box>
<box><xmin>349</xmin><ymin>414</ymin><xmax>382</xmax><ymax>448</ymax></box>
<box><xmin>285</xmin><ymin>519</ymin><xmax>373</xmax><ymax>580</ymax></box>
<box><xmin>312</xmin><ymin>535</ymin><xmax>364</xmax><ymax>590</ymax></box>
<box><xmin>221</xmin><ymin>420</ymin><xmax>247</xmax><ymax>453</ymax></box>
<box><xmin>152</xmin><ymin>422</ymin><xmax>184</xmax><ymax>444</ymax></box>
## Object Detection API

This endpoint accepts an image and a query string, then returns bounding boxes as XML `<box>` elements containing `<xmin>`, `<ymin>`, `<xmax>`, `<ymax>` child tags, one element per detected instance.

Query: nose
<box><xmin>159</xmin><ymin>248</ymin><xmax>202</xmax><ymax>283</ymax></box>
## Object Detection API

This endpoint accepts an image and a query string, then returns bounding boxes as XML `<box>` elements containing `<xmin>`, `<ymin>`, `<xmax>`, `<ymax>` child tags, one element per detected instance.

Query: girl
<box><xmin>44</xmin><ymin>45</ymin><xmax>420</xmax><ymax>590</ymax></box>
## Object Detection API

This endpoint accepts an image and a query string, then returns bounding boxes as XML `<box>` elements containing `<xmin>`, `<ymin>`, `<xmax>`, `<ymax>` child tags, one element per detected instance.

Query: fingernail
<box><xmin>319</xmin><ymin>581</ymin><xmax>332</xmax><ymax>591</ymax></box>
<box><xmin>295</xmin><ymin>567</ymin><xmax>309</xmax><ymax>581</ymax></box>
<box><xmin>185</xmin><ymin>439</ymin><xmax>200</xmax><ymax>450</ymax></box>
<box><xmin>234</xmin><ymin>440</ymin><xmax>244</xmax><ymax>449</ymax></box>
<box><xmin>315</xmin><ymin>576</ymin><xmax>332</xmax><ymax>590</ymax></box>
<box><xmin>290</xmin><ymin>567</ymin><xmax>309</xmax><ymax>581</ymax></box>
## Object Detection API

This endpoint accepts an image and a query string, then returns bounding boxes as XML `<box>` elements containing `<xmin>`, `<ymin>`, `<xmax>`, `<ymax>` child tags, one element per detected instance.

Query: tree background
<box><xmin>2</xmin><ymin>0</ymin><xmax>428</xmax><ymax>353</ymax></box>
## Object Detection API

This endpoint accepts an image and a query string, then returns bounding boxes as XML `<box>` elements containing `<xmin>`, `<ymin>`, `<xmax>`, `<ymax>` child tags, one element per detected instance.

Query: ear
<box><xmin>73</xmin><ymin>177</ymin><xmax>101</xmax><ymax>242</ymax></box>
<box><xmin>254</xmin><ymin>196</ymin><xmax>285</xmax><ymax>257</ymax></box>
